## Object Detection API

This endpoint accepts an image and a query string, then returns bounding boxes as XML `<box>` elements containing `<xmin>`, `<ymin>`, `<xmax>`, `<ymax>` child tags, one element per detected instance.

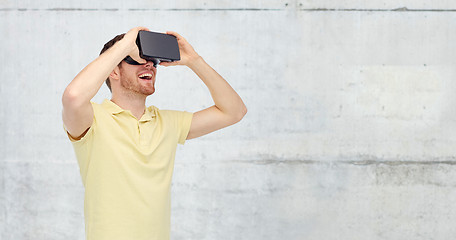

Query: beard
<box><xmin>119</xmin><ymin>71</ymin><xmax>155</xmax><ymax>96</ymax></box>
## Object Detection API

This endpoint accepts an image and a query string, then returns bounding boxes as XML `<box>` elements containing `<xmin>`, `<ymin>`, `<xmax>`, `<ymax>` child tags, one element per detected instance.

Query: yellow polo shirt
<box><xmin>65</xmin><ymin>99</ymin><xmax>193</xmax><ymax>240</ymax></box>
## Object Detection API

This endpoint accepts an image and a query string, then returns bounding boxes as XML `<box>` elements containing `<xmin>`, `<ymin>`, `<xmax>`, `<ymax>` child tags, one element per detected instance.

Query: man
<box><xmin>62</xmin><ymin>26</ymin><xmax>247</xmax><ymax>240</ymax></box>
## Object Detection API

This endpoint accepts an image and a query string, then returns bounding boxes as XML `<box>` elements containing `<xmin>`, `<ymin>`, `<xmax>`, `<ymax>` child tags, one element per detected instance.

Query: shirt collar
<box><xmin>102</xmin><ymin>99</ymin><xmax>156</xmax><ymax>121</ymax></box>
<box><xmin>102</xmin><ymin>99</ymin><xmax>124</xmax><ymax>114</ymax></box>
<box><xmin>140</xmin><ymin>106</ymin><xmax>156</xmax><ymax>122</ymax></box>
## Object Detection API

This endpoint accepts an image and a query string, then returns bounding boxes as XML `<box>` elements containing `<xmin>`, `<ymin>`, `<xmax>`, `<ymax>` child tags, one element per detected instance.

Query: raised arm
<box><xmin>62</xmin><ymin>27</ymin><xmax>148</xmax><ymax>139</ymax></box>
<box><xmin>160</xmin><ymin>31</ymin><xmax>247</xmax><ymax>139</ymax></box>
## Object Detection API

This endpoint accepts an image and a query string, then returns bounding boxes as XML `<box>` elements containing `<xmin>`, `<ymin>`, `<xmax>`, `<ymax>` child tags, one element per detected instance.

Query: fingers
<box><xmin>166</xmin><ymin>31</ymin><xmax>187</xmax><ymax>43</ymax></box>
<box><xmin>133</xmin><ymin>26</ymin><xmax>150</xmax><ymax>33</ymax></box>
<box><xmin>128</xmin><ymin>47</ymin><xmax>147</xmax><ymax>64</ymax></box>
<box><xmin>126</xmin><ymin>26</ymin><xmax>149</xmax><ymax>37</ymax></box>
<box><xmin>166</xmin><ymin>31</ymin><xmax>180</xmax><ymax>38</ymax></box>
<box><xmin>132</xmin><ymin>56</ymin><xmax>147</xmax><ymax>64</ymax></box>
<box><xmin>159</xmin><ymin>61</ymin><xmax>179</xmax><ymax>67</ymax></box>
<box><xmin>124</xmin><ymin>27</ymin><xmax>150</xmax><ymax>64</ymax></box>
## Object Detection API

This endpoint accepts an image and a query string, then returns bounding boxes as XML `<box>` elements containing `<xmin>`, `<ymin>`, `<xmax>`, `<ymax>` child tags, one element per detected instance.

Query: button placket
<box><xmin>138</xmin><ymin>121</ymin><xmax>148</xmax><ymax>146</ymax></box>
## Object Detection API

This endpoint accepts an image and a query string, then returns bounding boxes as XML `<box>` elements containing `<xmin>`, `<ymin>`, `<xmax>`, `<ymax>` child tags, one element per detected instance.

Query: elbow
<box><xmin>233</xmin><ymin>105</ymin><xmax>247</xmax><ymax>123</ymax></box>
<box><xmin>62</xmin><ymin>87</ymin><xmax>85</xmax><ymax>109</ymax></box>
<box><xmin>62</xmin><ymin>87</ymin><xmax>77</xmax><ymax>106</ymax></box>
<box><xmin>240</xmin><ymin>105</ymin><xmax>247</xmax><ymax>119</ymax></box>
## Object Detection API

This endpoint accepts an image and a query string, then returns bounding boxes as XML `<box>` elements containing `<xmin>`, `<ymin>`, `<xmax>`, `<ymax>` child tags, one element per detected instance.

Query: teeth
<box><xmin>139</xmin><ymin>73</ymin><xmax>153</xmax><ymax>78</ymax></box>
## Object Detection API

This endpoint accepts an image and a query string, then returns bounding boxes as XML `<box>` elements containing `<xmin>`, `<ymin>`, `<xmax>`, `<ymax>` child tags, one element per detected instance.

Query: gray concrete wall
<box><xmin>1</xmin><ymin>1</ymin><xmax>456</xmax><ymax>239</ymax></box>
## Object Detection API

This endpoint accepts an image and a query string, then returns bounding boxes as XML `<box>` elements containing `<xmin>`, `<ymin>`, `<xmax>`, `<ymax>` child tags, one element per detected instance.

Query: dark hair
<box><xmin>99</xmin><ymin>33</ymin><xmax>126</xmax><ymax>92</ymax></box>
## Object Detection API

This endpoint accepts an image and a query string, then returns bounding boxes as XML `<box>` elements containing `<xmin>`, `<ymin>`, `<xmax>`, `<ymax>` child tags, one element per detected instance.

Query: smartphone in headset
<box><xmin>136</xmin><ymin>31</ymin><xmax>180</xmax><ymax>64</ymax></box>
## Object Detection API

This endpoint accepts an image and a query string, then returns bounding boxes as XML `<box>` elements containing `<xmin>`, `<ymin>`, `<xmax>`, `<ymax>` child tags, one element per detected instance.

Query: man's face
<box><xmin>117</xmin><ymin>60</ymin><xmax>157</xmax><ymax>96</ymax></box>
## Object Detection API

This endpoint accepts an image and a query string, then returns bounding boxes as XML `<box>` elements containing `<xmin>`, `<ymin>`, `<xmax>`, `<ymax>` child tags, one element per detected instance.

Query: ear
<box><xmin>109</xmin><ymin>65</ymin><xmax>121</xmax><ymax>82</ymax></box>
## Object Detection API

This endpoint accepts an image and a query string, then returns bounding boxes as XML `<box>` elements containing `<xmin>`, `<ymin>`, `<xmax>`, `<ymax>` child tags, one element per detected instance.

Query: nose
<box><xmin>145</xmin><ymin>61</ymin><xmax>154</xmax><ymax>69</ymax></box>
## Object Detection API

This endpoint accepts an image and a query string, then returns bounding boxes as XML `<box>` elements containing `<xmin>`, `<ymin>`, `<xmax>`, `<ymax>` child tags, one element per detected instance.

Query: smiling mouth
<box><xmin>138</xmin><ymin>73</ymin><xmax>153</xmax><ymax>80</ymax></box>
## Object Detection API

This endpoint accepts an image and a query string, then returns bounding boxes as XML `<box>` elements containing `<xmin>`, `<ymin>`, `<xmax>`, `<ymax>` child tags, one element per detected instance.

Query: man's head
<box><xmin>100</xmin><ymin>34</ymin><xmax>157</xmax><ymax>96</ymax></box>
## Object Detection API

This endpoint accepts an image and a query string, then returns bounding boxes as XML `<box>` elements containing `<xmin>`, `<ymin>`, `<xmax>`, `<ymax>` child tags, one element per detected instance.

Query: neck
<box><xmin>111</xmin><ymin>93</ymin><xmax>147</xmax><ymax>120</ymax></box>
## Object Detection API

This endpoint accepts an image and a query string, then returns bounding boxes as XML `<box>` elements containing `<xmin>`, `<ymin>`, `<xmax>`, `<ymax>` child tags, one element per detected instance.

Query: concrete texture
<box><xmin>1</xmin><ymin>1</ymin><xmax>456</xmax><ymax>239</ymax></box>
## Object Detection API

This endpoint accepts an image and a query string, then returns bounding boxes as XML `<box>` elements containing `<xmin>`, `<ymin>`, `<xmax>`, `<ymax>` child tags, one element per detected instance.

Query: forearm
<box><xmin>63</xmin><ymin>40</ymin><xmax>132</xmax><ymax>105</ymax></box>
<box><xmin>188</xmin><ymin>57</ymin><xmax>247</xmax><ymax>119</ymax></box>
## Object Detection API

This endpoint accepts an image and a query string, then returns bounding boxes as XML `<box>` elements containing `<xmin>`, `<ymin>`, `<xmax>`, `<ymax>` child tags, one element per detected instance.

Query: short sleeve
<box><xmin>62</xmin><ymin>103</ymin><xmax>96</xmax><ymax>145</ymax></box>
<box><xmin>177</xmin><ymin>111</ymin><xmax>193</xmax><ymax>145</ymax></box>
<box><xmin>63</xmin><ymin>123</ymin><xmax>95</xmax><ymax>144</ymax></box>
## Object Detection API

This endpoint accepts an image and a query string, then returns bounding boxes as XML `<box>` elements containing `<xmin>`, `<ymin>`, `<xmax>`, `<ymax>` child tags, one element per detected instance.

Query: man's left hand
<box><xmin>159</xmin><ymin>31</ymin><xmax>201</xmax><ymax>68</ymax></box>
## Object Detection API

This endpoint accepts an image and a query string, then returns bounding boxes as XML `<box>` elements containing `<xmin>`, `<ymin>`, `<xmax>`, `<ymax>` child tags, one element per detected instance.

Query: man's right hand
<box><xmin>121</xmin><ymin>26</ymin><xmax>150</xmax><ymax>64</ymax></box>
